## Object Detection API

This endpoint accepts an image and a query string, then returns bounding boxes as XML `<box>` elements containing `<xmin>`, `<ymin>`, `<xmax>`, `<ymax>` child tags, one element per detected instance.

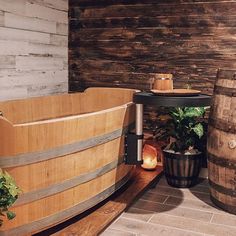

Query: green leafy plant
<box><xmin>0</xmin><ymin>169</ymin><xmax>21</xmax><ymax>226</ymax></box>
<box><xmin>155</xmin><ymin>107</ymin><xmax>207</xmax><ymax>153</ymax></box>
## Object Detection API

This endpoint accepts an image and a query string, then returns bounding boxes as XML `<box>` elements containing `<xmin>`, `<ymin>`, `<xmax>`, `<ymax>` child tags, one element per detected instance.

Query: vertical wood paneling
<box><xmin>69</xmin><ymin>0</ymin><xmax>236</xmax><ymax>94</ymax></box>
<box><xmin>0</xmin><ymin>0</ymin><xmax>68</xmax><ymax>101</ymax></box>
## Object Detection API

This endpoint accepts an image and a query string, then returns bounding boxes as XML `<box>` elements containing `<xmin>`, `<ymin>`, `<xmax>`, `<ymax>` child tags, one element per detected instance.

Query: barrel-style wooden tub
<box><xmin>208</xmin><ymin>69</ymin><xmax>236</xmax><ymax>214</ymax></box>
<box><xmin>0</xmin><ymin>87</ymin><xmax>137</xmax><ymax>236</ymax></box>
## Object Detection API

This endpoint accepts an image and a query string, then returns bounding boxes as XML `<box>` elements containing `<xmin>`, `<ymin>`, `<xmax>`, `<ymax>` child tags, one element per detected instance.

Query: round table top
<box><xmin>133</xmin><ymin>91</ymin><xmax>211</xmax><ymax>107</ymax></box>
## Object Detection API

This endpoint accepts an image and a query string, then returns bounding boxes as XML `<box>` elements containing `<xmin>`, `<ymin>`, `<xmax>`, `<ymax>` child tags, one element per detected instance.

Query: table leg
<box><xmin>136</xmin><ymin>104</ymin><xmax>143</xmax><ymax>162</ymax></box>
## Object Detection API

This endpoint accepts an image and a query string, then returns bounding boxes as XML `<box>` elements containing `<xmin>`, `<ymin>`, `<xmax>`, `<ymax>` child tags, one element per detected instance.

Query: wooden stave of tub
<box><xmin>0</xmin><ymin>87</ymin><xmax>137</xmax><ymax>235</ymax></box>
<box><xmin>207</xmin><ymin>69</ymin><xmax>236</xmax><ymax>214</ymax></box>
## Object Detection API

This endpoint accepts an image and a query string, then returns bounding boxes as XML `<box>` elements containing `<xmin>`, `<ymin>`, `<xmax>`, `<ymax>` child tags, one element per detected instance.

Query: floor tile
<box><xmin>140</xmin><ymin>191</ymin><xmax>169</xmax><ymax>203</ymax></box>
<box><xmin>132</xmin><ymin>198</ymin><xmax>213</xmax><ymax>222</ymax></box>
<box><xmin>110</xmin><ymin>217</ymin><xmax>204</xmax><ymax>236</ymax></box>
<box><xmin>149</xmin><ymin>185</ymin><xmax>211</xmax><ymax>203</ymax></box>
<box><xmin>211</xmin><ymin>213</ymin><xmax>236</xmax><ymax>228</ymax></box>
<box><xmin>165</xmin><ymin>195</ymin><xmax>225</xmax><ymax>214</ymax></box>
<box><xmin>122</xmin><ymin>207</ymin><xmax>154</xmax><ymax>222</ymax></box>
<box><xmin>150</xmin><ymin>212</ymin><xmax>236</xmax><ymax>236</ymax></box>
<box><xmin>101</xmin><ymin>228</ymin><xmax>136</xmax><ymax>236</ymax></box>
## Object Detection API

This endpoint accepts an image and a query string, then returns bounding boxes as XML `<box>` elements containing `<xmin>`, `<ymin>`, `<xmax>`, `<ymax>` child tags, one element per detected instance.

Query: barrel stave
<box><xmin>208</xmin><ymin>68</ymin><xmax>236</xmax><ymax>214</ymax></box>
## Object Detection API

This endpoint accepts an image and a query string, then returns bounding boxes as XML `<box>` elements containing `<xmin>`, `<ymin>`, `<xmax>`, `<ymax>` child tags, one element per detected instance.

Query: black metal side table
<box><xmin>130</xmin><ymin>91</ymin><xmax>212</xmax><ymax>164</ymax></box>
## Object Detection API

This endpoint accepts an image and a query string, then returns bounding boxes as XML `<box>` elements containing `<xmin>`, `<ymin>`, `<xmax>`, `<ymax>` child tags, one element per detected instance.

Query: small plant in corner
<box><xmin>0</xmin><ymin>169</ymin><xmax>21</xmax><ymax>226</ymax></box>
<box><xmin>154</xmin><ymin>106</ymin><xmax>208</xmax><ymax>188</ymax></box>
<box><xmin>159</xmin><ymin>107</ymin><xmax>207</xmax><ymax>154</ymax></box>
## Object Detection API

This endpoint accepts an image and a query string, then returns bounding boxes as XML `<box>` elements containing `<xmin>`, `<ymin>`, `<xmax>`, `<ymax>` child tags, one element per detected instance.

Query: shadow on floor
<box><xmin>122</xmin><ymin>176</ymin><xmax>184</xmax><ymax>215</ymax></box>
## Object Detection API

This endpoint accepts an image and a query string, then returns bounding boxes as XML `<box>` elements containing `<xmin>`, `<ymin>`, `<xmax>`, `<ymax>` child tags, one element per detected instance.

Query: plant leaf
<box><xmin>184</xmin><ymin>107</ymin><xmax>205</xmax><ymax>118</ymax></box>
<box><xmin>192</xmin><ymin>123</ymin><xmax>204</xmax><ymax>138</ymax></box>
<box><xmin>8</xmin><ymin>185</ymin><xmax>20</xmax><ymax>198</ymax></box>
<box><xmin>0</xmin><ymin>168</ymin><xmax>21</xmax><ymax>226</ymax></box>
<box><xmin>6</xmin><ymin>211</ymin><xmax>16</xmax><ymax>220</ymax></box>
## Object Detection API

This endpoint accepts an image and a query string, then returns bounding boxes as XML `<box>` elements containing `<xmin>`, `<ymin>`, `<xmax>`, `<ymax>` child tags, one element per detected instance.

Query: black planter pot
<box><xmin>163</xmin><ymin>150</ymin><xmax>203</xmax><ymax>188</ymax></box>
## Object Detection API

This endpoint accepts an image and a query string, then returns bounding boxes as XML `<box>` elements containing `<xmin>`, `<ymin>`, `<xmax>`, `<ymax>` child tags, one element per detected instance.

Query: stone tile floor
<box><xmin>100</xmin><ymin>176</ymin><xmax>236</xmax><ymax>236</ymax></box>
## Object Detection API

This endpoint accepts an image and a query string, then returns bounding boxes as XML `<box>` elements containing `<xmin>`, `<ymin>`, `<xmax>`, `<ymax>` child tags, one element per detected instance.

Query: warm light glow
<box><xmin>141</xmin><ymin>144</ymin><xmax>158</xmax><ymax>170</ymax></box>
<box><xmin>142</xmin><ymin>156</ymin><xmax>157</xmax><ymax>169</ymax></box>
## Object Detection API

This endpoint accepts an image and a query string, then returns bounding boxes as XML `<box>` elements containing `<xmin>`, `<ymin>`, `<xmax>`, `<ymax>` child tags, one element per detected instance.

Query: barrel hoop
<box><xmin>214</xmin><ymin>85</ymin><xmax>236</xmax><ymax>97</ymax></box>
<box><xmin>208</xmin><ymin>153</ymin><xmax>236</xmax><ymax>169</ymax></box>
<box><xmin>0</xmin><ymin>123</ymin><xmax>134</xmax><ymax>168</ymax></box>
<box><xmin>15</xmin><ymin>158</ymin><xmax>124</xmax><ymax>206</ymax></box>
<box><xmin>209</xmin><ymin>179</ymin><xmax>236</xmax><ymax>197</ymax></box>
<box><xmin>210</xmin><ymin>195</ymin><xmax>236</xmax><ymax>215</ymax></box>
<box><xmin>164</xmin><ymin>173</ymin><xmax>197</xmax><ymax>181</ymax></box>
<box><xmin>163</xmin><ymin>152</ymin><xmax>201</xmax><ymax>161</ymax></box>
<box><xmin>208</xmin><ymin>118</ymin><xmax>236</xmax><ymax>134</ymax></box>
<box><xmin>0</xmin><ymin>171</ymin><xmax>132</xmax><ymax>236</ymax></box>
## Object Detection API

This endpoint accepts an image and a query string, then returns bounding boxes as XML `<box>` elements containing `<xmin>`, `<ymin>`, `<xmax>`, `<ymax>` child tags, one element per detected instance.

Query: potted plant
<box><xmin>0</xmin><ymin>168</ymin><xmax>21</xmax><ymax>226</ymax></box>
<box><xmin>155</xmin><ymin>107</ymin><xmax>207</xmax><ymax>188</ymax></box>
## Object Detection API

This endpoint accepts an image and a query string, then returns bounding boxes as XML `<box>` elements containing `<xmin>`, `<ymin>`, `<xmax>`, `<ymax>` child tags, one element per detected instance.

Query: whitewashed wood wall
<box><xmin>0</xmin><ymin>0</ymin><xmax>68</xmax><ymax>101</ymax></box>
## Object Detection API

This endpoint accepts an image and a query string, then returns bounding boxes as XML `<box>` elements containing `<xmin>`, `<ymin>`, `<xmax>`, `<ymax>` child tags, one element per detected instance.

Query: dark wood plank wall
<box><xmin>69</xmin><ymin>0</ymin><xmax>236</xmax><ymax>94</ymax></box>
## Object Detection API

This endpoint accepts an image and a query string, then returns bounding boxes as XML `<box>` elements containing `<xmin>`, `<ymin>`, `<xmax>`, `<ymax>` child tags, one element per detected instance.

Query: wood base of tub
<box><xmin>36</xmin><ymin>166</ymin><xmax>163</xmax><ymax>236</ymax></box>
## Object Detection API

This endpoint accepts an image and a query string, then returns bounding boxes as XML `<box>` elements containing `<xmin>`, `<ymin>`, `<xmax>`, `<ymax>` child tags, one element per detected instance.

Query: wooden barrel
<box><xmin>0</xmin><ymin>88</ymin><xmax>137</xmax><ymax>235</ymax></box>
<box><xmin>207</xmin><ymin>68</ymin><xmax>236</xmax><ymax>214</ymax></box>
<box><xmin>163</xmin><ymin>151</ymin><xmax>202</xmax><ymax>188</ymax></box>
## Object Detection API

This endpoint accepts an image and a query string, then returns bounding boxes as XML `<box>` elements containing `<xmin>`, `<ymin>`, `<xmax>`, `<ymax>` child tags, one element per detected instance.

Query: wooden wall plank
<box><xmin>70</xmin><ymin>0</ymin><xmax>235</xmax><ymax>7</ymax></box>
<box><xmin>26</xmin><ymin>2</ymin><xmax>68</xmax><ymax>23</ymax></box>
<box><xmin>77</xmin><ymin>2</ymin><xmax>236</xmax><ymax>18</ymax></box>
<box><xmin>70</xmin><ymin>59</ymin><xmax>233</xmax><ymax>75</ymax></box>
<box><xmin>32</xmin><ymin>0</ymin><xmax>68</xmax><ymax>11</ymax></box>
<box><xmin>0</xmin><ymin>11</ymin><xmax>4</xmax><ymax>26</ymax></box>
<box><xmin>0</xmin><ymin>56</ymin><xmax>15</xmax><ymax>69</ymax></box>
<box><xmin>72</xmin><ymin>40</ymin><xmax>236</xmax><ymax>60</ymax></box>
<box><xmin>0</xmin><ymin>0</ymin><xmax>26</xmax><ymax>15</ymax></box>
<box><xmin>0</xmin><ymin>87</ymin><xmax>28</xmax><ymax>101</ymax></box>
<box><xmin>0</xmin><ymin>0</ymin><xmax>68</xmax><ymax>101</ymax></box>
<box><xmin>0</xmin><ymin>27</ymin><xmax>50</xmax><ymax>44</ymax></box>
<box><xmin>69</xmin><ymin>0</ymin><xmax>236</xmax><ymax>96</ymax></box>
<box><xmin>4</xmin><ymin>13</ymin><xmax>57</xmax><ymax>34</ymax></box>
<box><xmin>72</xmin><ymin>15</ymin><xmax>236</xmax><ymax>29</ymax></box>
<box><xmin>56</xmin><ymin>23</ymin><xmax>68</xmax><ymax>35</ymax></box>
<box><xmin>72</xmin><ymin>27</ymin><xmax>236</xmax><ymax>42</ymax></box>
<box><xmin>50</xmin><ymin>34</ymin><xmax>68</xmax><ymax>46</ymax></box>
<box><xmin>0</xmin><ymin>40</ymin><xmax>29</xmax><ymax>55</ymax></box>
<box><xmin>27</xmin><ymin>82</ymin><xmax>68</xmax><ymax>96</ymax></box>
<box><xmin>0</xmin><ymin>71</ymin><xmax>68</xmax><ymax>87</ymax></box>
<box><xmin>28</xmin><ymin>43</ymin><xmax>68</xmax><ymax>57</ymax></box>
<box><xmin>15</xmin><ymin>56</ymin><xmax>64</xmax><ymax>71</ymax></box>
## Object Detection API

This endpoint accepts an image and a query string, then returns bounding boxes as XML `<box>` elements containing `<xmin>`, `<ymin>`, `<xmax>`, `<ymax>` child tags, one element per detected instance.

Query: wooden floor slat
<box><xmin>37</xmin><ymin>166</ymin><xmax>163</xmax><ymax>236</ymax></box>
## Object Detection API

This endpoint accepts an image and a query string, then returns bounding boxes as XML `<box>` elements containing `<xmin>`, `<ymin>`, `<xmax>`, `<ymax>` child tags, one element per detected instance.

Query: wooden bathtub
<box><xmin>0</xmin><ymin>87</ymin><xmax>137</xmax><ymax>236</ymax></box>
